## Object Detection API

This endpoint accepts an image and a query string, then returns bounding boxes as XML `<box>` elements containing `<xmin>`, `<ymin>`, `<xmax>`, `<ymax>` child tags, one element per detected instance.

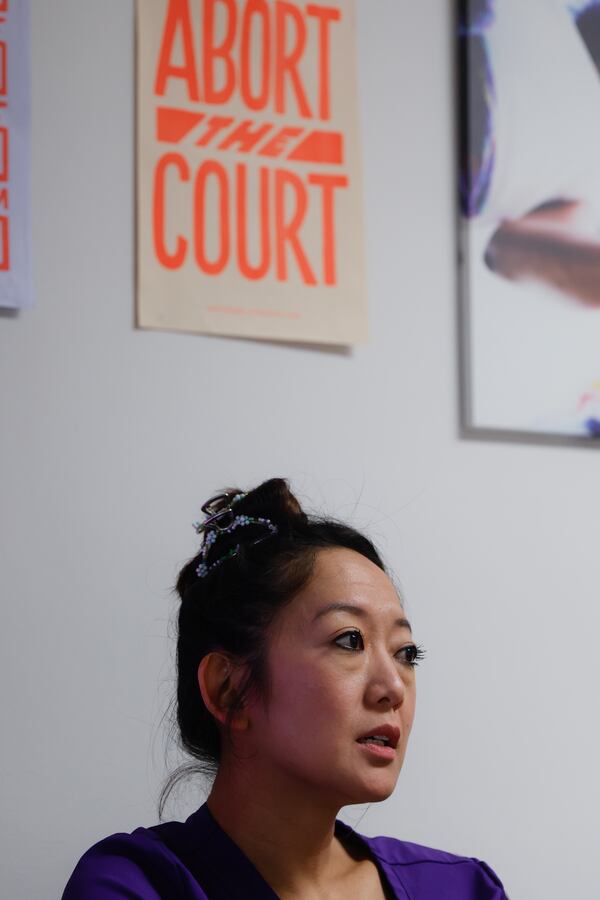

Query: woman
<box><xmin>62</xmin><ymin>478</ymin><xmax>509</xmax><ymax>898</ymax></box>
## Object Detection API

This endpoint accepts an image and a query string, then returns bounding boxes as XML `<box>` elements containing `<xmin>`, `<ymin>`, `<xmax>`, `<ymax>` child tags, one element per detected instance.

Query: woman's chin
<box><xmin>345</xmin><ymin>775</ymin><xmax>398</xmax><ymax>805</ymax></box>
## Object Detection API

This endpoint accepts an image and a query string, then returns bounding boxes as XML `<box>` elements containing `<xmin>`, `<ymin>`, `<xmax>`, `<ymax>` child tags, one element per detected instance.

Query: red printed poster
<box><xmin>136</xmin><ymin>0</ymin><xmax>366</xmax><ymax>345</ymax></box>
<box><xmin>0</xmin><ymin>0</ymin><xmax>32</xmax><ymax>310</ymax></box>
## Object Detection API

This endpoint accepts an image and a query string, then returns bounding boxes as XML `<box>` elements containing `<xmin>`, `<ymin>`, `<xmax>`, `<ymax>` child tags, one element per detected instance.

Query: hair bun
<box><xmin>189</xmin><ymin>479</ymin><xmax>307</xmax><ymax>582</ymax></box>
<box><xmin>240</xmin><ymin>477</ymin><xmax>307</xmax><ymax>526</ymax></box>
<box><xmin>196</xmin><ymin>478</ymin><xmax>307</xmax><ymax>539</ymax></box>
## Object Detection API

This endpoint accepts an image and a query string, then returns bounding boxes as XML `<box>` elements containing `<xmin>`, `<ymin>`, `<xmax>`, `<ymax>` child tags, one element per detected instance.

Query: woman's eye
<box><xmin>334</xmin><ymin>630</ymin><xmax>364</xmax><ymax>651</ymax></box>
<box><xmin>396</xmin><ymin>643</ymin><xmax>426</xmax><ymax>667</ymax></box>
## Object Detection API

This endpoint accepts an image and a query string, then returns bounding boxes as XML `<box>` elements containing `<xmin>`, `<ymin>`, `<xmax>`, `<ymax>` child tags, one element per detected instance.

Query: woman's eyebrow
<box><xmin>312</xmin><ymin>602</ymin><xmax>412</xmax><ymax>632</ymax></box>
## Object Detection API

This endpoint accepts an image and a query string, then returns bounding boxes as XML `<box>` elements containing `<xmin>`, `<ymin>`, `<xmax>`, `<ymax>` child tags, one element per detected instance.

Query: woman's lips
<box><xmin>356</xmin><ymin>724</ymin><xmax>400</xmax><ymax>748</ymax></box>
<box><xmin>356</xmin><ymin>740</ymin><xmax>396</xmax><ymax>761</ymax></box>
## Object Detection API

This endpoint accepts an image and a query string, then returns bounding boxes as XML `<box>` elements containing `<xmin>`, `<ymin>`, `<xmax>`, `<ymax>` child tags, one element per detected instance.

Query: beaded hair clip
<box><xmin>192</xmin><ymin>490</ymin><xmax>278</xmax><ymax>579</ymax></box>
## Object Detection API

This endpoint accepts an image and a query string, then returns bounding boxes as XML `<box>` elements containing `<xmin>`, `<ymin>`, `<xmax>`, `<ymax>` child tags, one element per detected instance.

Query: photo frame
<box><xmin>457</xmin><ymin>0</ymin><xmax>600</xmax><ymax>444</ymax></box>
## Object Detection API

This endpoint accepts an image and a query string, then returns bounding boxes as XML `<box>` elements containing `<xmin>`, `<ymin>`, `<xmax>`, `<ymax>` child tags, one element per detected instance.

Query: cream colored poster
<box><xmin>136</xmin><ymin>0</ymin><xmax>366</xmax><ymax>345</ymax></box>
<box><xmin>0</xmin><ymin>0</ymin><xmax>32</xmax><ymax>310</ymax></box>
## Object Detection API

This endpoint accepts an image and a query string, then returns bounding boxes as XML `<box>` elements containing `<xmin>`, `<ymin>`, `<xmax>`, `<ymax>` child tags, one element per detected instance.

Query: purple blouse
<box><xmin>62</xmin><ymin>803</ymin><xmax>509</xmax><ymax>899</ymax></box>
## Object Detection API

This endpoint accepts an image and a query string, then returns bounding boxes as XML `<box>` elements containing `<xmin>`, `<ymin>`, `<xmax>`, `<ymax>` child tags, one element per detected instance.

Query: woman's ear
<box><xmin>197</xmin><ymin>652</ymin><xmax>249</xmax><ymax>731</ymax></box>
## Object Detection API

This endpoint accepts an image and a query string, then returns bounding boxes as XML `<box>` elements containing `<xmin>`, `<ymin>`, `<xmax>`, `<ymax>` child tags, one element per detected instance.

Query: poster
<box><xmin>0</xmin><ymin>0</ymin><xmax>32</xmax><ymax>310</ymax></box>
<box><xmin>136</xmin><ymin>0</ymin><xmax>366</xmax><ymax>345</ymax></box>
<box><xmin>458</xmin><ymin>0</ymin><xmax>600</xmax><ymax>440</ymax></box>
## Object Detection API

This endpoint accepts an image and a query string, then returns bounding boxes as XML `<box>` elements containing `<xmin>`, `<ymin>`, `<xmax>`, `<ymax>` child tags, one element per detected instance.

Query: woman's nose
<box><xmin>365</xmin><ymin>650</ymin><xmax>406</xmax><ymax>711</ymax></box>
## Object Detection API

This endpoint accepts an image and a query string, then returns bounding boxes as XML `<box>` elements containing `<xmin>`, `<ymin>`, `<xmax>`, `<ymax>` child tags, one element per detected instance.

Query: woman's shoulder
<box><xmin>343</xmin><ymin>826</ymin><xmax>509</xmax><ymax>899</ymax></box>
<box><xmin>61</xmin><ymin>821</ymin><xmax>208</xmax><ymax>899</ymax></box>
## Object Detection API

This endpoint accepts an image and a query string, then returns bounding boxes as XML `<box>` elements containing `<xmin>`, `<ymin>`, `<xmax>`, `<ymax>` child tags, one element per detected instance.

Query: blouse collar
<box><xmin>179</xmin><ymin>803</ymin><xmax>385</xmax><ymax>899</ymax></box>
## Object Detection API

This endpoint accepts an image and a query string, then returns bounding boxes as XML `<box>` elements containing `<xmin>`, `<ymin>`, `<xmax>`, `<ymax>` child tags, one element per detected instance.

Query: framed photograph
<box><xmin>458</xmin><ymin>0</ymin><xmax>600</xmax><ymax>442</ymax></box>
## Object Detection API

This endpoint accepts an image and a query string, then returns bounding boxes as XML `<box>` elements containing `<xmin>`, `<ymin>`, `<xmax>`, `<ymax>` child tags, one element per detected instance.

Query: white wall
<box><xmin>1</xmin><ymin>2</ymin><xmax>599</xmax><ymax>897</ymax></box>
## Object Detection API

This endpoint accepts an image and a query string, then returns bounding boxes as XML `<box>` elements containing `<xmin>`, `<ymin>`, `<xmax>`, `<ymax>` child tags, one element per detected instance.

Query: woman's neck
<box><xmin>206</xmin><ymin>760</ymin><xmax>355</xmax><ymax>896</ymax></box>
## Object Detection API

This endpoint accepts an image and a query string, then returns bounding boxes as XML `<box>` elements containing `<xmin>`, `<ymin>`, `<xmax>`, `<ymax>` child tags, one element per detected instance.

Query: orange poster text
<box><xmin>0</xmin><ymin>26</ymin><xmax>8</xmax><ymax>271</ymax></box>
<box><xmin>153</xmin><ymin>154</ymin><xmax>348</xmax><ymax>284</ymax></box>
<box><xmin>0</xmin><ymin>1</ymin><xmax>8</xmax><ymax>272</ymax></box>
<box><xmin>154</xmin><ymin>0</ymin><xmax>340</xmax><ymax>120</ymax></box>
<box><xmin>155</xmin><ymin>106</ymin><xmax>343</xmax><ymax>163</ymax></box>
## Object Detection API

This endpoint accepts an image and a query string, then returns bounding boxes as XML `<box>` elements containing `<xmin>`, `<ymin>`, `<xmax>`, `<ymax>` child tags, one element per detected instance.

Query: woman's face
<box><xmin>244</xmin><ymin>547</ymin><xmax>419</xmax><ymax>807</ymax></box>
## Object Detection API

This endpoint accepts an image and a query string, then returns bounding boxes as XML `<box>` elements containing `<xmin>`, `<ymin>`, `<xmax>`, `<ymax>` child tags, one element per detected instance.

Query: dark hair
<box><xmin>158</xmin><ymin>477</ymin><xmax>386</xmax><ymax>818</ymax></box>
